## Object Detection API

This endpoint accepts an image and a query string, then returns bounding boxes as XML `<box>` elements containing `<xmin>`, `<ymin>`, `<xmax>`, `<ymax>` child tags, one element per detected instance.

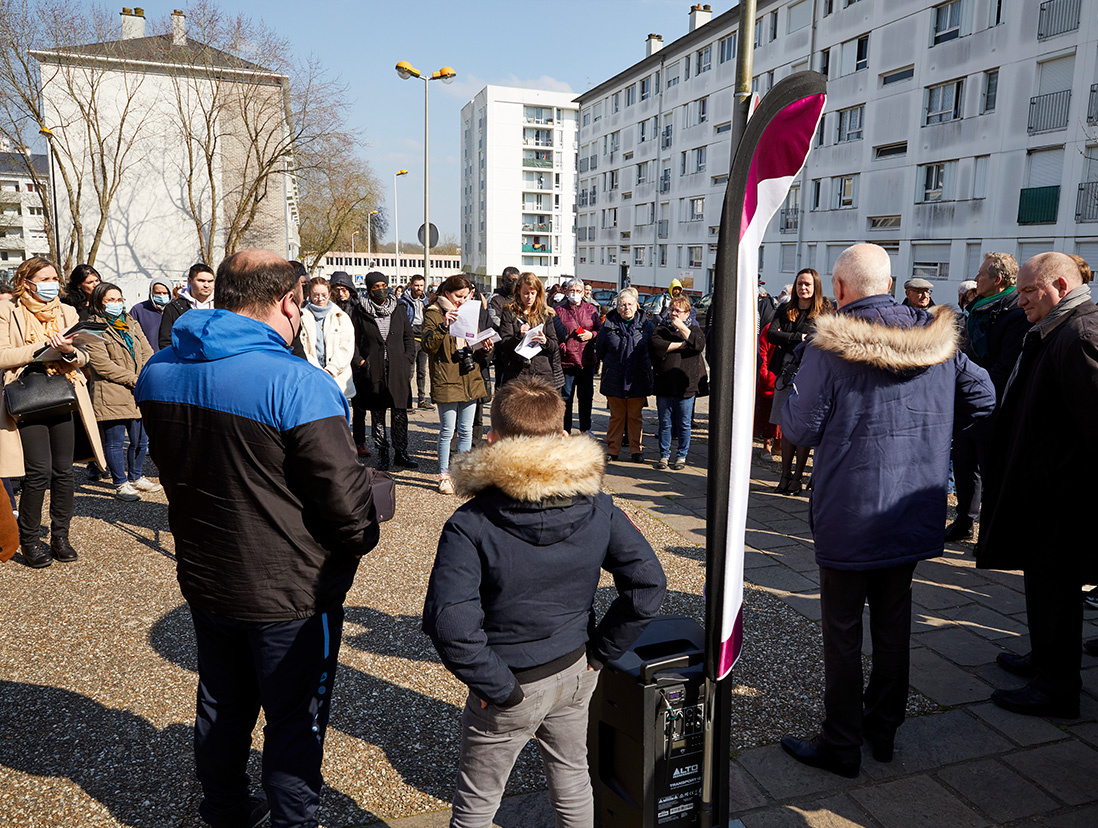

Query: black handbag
<box><xmin>4</xmin><ymin>364</ymin><xmax>79</xmax><ymax>424</ymax></box>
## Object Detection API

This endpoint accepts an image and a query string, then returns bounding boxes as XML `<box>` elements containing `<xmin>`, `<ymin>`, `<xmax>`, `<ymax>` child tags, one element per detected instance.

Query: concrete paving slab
<box><xmin>911</xmin><ymin>626</ymin><xmax>1008</xmax><ymax>668</ymax></box>
<box><xmin>851</xmin><ymin>776</ymin><xmax>987</xmax><ymax>828</ymax></box>
<box><xmin>728</xmin><ymin>760</ymin><xmax>771</xmax><ymax>812</ymax></box>
<box><xmin>1044</xmin><ymin>804</ymin><xmax>1098</xmax><ymax>827</ymax></box>
<box><xmin>937</xmin><ymin>758</ymin><xmax>1059</xmax><ymax>823</ymax></box>
<box><xmin>969</xmin><ymin>702</ymin><xmax>1070</xmax><ymax>746</ymax></box>
<box><xmin>748</xmin><ymin>566</ymin><xmax>818</xmax><ymax>596</ymax></box>
<box><xmin>860</xmin><ymin>710</ymin><xmax>1011</xmax><ymax>779</ymax></box>
<box><xmin>937</xmin><ymin>603</ymin><xmax>1029</xmax><ymax>640</ymax></box>
<box><xmin>735</xmin><ymin>745</ymin><xmax>862</xmax><ymax>801</ymax></box>
<box><xmin>779</xmin><ymin>591</ymin><xmax>823</xmax><ymax>622</ymax></box>
<box><xmin>1004</xmin><ymin>740</ymin><xmax>1098</xmax><ymax>807</ymax></box>
<box><xmin>737</xmin><ymin>794</ymin><xmax>877</xmax><ymax>828</ymax></box>
<box><xmin>1067</xmin><ymin>722</ymin><xmax>1098</xmax><ymax>748</ymax></box>
<box><xmin>910</xmin><ymin>579</ymin><xmax>975</xmax><ymax>611</ymax></box>
<box><xmin>907</xmin><ymin>648</ymin><xmax>997</xmax><ymax>707</ymax></box>
<box><xmin>964</xmin><ymin>581</ymin><xmax>1028</xmax><ymax>616</ymax></box>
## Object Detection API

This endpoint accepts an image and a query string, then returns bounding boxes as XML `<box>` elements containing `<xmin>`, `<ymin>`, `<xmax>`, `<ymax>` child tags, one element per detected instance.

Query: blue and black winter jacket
<box><xmin>136</xmin><ymin>309</ymin><xmax>381</xmax><ymax>622</ymax></box>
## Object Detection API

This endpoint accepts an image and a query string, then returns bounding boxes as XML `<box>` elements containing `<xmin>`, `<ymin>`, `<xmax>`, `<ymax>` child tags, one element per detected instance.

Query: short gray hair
<box><xmin>833</xmin><ymin>243</ymin><xmax>891</xmax><ymax>298</ymax></box>
<box><xmin>982</xmin><ymin>252</ymin><xmax>1018</xmax><ymax>287</ymax></box>
<box><xmin>566</xmin><ymin>278</ymin><xmax>584</xmax><ymax>291</ymax></box>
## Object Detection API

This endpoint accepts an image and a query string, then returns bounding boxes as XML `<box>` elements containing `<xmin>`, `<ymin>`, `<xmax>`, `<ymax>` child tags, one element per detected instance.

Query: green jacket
<box><xmin>422</xmin><ymin>304</ymin><xmax>488</xmax><ymax>404</ymax></box>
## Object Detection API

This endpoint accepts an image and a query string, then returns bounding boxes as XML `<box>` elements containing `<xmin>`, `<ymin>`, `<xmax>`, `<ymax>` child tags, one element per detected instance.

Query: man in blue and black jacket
<box><xmin>137</xmin><ymin>249</ymin><xmax>383</xmax><ymax>828</ymax></box>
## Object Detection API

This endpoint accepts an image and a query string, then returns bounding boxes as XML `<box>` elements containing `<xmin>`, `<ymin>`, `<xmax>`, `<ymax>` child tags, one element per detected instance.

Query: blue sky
<box><xmin>134</xmin><ymin>0</ymin><xmax>731</xmax><ymax>244</ymax></box>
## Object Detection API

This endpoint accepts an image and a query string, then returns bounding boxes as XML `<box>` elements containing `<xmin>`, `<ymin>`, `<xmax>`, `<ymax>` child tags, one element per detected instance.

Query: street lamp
<box><xmin>351</xmin><ymin>230</ymin><xmax>359</xmax><ymax>255</ymax></box>
<box><xmin>38</xmin><ymin>126</ymin><xmax>62</xmax><ymax>266</ymax></box>
<box><xmin>366</xmin><ymin>209</ymin><xmax>378</xmax><ymax>268</ymax></box>
<box><xmin>395</xmin><ymin>61</ymin><xmax>455</xmax><ymax>287</ymax></box>
<box><xmin>393</xmin><ymin>169</ymin><xmax>408</xmax><ymax>283</ymax></box>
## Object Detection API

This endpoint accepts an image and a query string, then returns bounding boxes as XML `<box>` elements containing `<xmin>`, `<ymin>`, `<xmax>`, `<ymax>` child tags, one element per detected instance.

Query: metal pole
<box><xmin>423</xmin><ymin>76</ymin><xmax>431</xmax><ymax>286</ymax></box>
<box><xmin>367</xmin><ymin>213</ymin><xmax>372</xmax><ymax>267</ymax></box>
<box><xmin>351</xmin><ymin>230</ymin><xmax>357</xmax><ymax>256</ymax></box>
<box><xmin>733</xmin><ymin>0</ymin><xmax>758</xmax><ymax>151</ymax></box>
<box><xmin>394</xmin><ymin>174</ymin><xmax>401</xmax><ymax>285</ymax></box>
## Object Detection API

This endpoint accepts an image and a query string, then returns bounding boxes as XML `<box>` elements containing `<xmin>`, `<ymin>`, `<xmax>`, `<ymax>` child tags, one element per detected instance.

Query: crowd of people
<box><xmin>2</xmin><ymin>243</ymin><xmax>1096</xmax><ymax>828</ymax></box>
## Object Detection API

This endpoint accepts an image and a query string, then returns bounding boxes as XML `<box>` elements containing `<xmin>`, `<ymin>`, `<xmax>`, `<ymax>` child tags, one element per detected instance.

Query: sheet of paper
<box><xmin>469</xmin><ymin>328</ymin><xmax>501</xmax><ymax>350</ymax></box>
<box><xmin>33</xmin><ymin>330</ymin><xmax>109</xmax><ymax>362</ymax></box>
<box><xmin>449</xmin><ymin>299</ymin><xmax>481</xmax><ymax>341</ymax></box>
<box><xmin>515</xmin><ymin>324</ymin><xmax>544</xmax><ymax>360</ymax></box>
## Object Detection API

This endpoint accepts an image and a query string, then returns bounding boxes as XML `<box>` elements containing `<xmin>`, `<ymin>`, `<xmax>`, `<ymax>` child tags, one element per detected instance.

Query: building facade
<box><xmin>575</xmin><ymin>0</ymin><xmax>1098</xmax><ymax>302</ymax></box>
<box><xmin>0</xmin><ymin>152</ymin><xmax>50</xmax><ymax>280</ymax></box>
<box><xmin>313</xmin><ymin>251</ymin><xmax>463</xmax><ymax>289</ymax></box>
<box><xmin>461</xmin><ymin>86</ymin><xmax>580</xmax><ymax>286</ymax></box>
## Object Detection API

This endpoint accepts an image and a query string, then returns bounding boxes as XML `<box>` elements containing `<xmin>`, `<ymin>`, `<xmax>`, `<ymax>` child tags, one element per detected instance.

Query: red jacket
<box><xmin>556</xmin><ymin>300</ymin><xmax>601</xmax><ymax>370</ymax></box>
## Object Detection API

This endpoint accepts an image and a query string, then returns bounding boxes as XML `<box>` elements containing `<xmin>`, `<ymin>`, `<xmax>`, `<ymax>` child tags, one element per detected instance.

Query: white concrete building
<box><xmin>0</xmin><ymin>152</ymin><xmax>50</xmax><ymax>280</ymax></box>
<box><xmin>313</xmin><ymin>251</ymin><xmax>463</xmax><ymax>289</ymax></box>
<box><xmin>575</xmin><ymin>0</ymin><xmax>1098</xmax><ymax>301</ymax></box>
<box><xmin>461</xmin><ymin>86</ymin><xmax>579</xmax><ymax>286</ymax></box>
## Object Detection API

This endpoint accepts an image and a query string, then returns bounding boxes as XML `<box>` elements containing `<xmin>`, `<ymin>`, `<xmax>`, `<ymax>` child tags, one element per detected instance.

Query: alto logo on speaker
<box><xmin>672</xmin><ymin>764</ymin><xmax>698</xmax><ymax>778</ymax></box>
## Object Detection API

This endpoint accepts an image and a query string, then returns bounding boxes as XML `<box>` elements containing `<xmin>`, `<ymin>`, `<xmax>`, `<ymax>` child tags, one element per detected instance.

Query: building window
<box><xmin>836</xmin><ymin>106</ymin><xmax>864</xmax><ymax>142</ymax></box>
<box><xmin>920</xmin><ymin>163</ymin><xmax>947</xmax><ymax>202</ymax></box>
<box><xmin>882</xmin><ymin>66</ymin><xmax>914</xmax><ymax>85</ymax></box>
<box><xmin>626</xmin><ymin>85</ymin><xmax>636</xmax><ymax>106</ymax></box>
<box><xmin>638</xmin><ymin>120</ymin><xmax>648</xmax><ymax>143</ymax></box>
<box><xmin>788</xmin><ymin>0</ymin><xmax>811</xmax><ymax>32</ymax></box>
<box><xmin>612</xmin><ymin>92</ymin><xmax>620</xmax><ymax>113</ymax></box>
<box><xmin>912</xmin><ymin>260</ymin><xmax>950</xmax><ymax>280</ymax></box>
<box><xmin>719</xmin><ymin>33</ymin><xmax>737</xmax><ymax>64</ymax></box>
<box><xmin>974</xmin><ymin>155</ymin><xmax>989</xmax><ymax>199</ymax></box>
<box><xmin>815</xmin><ymin>116</ymin><xmax>826</xmax><ymax>148</ymax></box>
<box><xmin>693</xmin><ymin>147</ymin><xmax>707</xmax><ymax>174</ymax></box>
<box><xmin>637</xmin><ymin>162</ymin><xmax>648</xmax><ymax>184</ymax></box>
<box><xmin>688</xmin><ymin>246</ymin><xmax>703</xmax><ymax>268</ymax></box>
<box><xmin>925</xmin><ymin>80</ymin><xmax>963</xmax><ymax>124</ymax></box>
<box><xmin>981</xmin><ymin>69</ymin><xmax>998</xmax><ymax>113</ymax></box>
<box><xmin>754</xmin><ymin>19</ymin><xmax>763</xmax><ymax>48</ymax></box>
<box><xmin>874</xmin><ymin>142</ymin><xmax>907</xmax><ymax>159</ymax></box>
<box><xmin>640</xmin><ymin>76</ymin><xmax>651</xmax><ymax>101</ymax></box>
<box><xmin>696</xmin><ymin>97</ymin><xmax>708</xmax><ymax>125</ymax></box>
<box><xmin>932</xmin><ymin>1</ymin><xmax>963</xmax><ymax>45</ymax></box>
<box><xmin>834</xmin><ymin>175</ymin><xmax>858</xmax><ymax>209</ymax></box>
<box><xmin>715</xmin><ymin>122</ymin><xmax>731</xmax><ymax>135</ymax></box>
<box><xmin>696</xmin><ymin>46</ymin><xmax>712</xmax><ymax>75</ymax></box>
<box><xmin>820</xmin><ymin>48</ymin><xmax>831</xmax><ymax>77</ymax></box>
<box><xmin>667</xmin><ymin>62</ymin><xmax>680</xmax><ymax>88</ymax></box>
<box><xmin>867</xmin><ymin>215</ymin><xmax>902</xmax><ymax>230</ymax></box>
<box><xmin>582</xmin><ymin>111</ymin><xmax>590</xmax><ymax>127</ymax></box>
<box><xmin>688</xmin><ymin>197</ymin><xmax>704</xmax><ymax>221</ymax></box>
<box><xmin>662</xmin><ymin>120</ymin><xmax>673</xmax><ymax>149</ymax></box>
<box><xmin>634</xmin><ymin>246</ymin><xmax>646</xmax><ymax>266</ymax></box>
<box><xmin>854</xmin><ymin>35</ymin><xmax>869</xmax><ymax>72</ymax></box>
<box><xmin>768</xmin><ymin>10</ymin><xmax>778</xmax><ymax>41</ymax></box>
<box><xmin>811</xmin><ymin>179</ymin><xmax>823</xmax><ymax>210</ymax></box>
<box><xmin>659</xmin><ymin>245</ymin><xmax>668</xmax><ymax>266</ymax></box>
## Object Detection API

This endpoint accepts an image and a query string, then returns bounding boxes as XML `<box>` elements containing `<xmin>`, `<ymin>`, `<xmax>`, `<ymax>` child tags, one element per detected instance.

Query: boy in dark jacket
<box><xmin>650</xmin><ymin>295</ymin><xmax>706</xmax><ymax>470</ymax></box>
<box><xmin>422</xmin><ymin>378</ymin><xmax>666</xmax><ymax>828</ymax></box>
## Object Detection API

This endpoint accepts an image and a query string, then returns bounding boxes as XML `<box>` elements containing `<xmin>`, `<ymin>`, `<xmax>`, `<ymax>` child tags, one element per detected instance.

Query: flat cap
<box><xmin>904</xmin><ymin>277</ymin><xmax>934</xmax><ymax>290</ymax></box>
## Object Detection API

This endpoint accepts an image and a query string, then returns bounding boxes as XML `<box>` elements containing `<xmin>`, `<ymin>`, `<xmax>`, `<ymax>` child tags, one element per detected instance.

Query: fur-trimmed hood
<box><xmin>449</xmin><ymin>434</ymin><xmax>607</xmax><ymax>547</ymax></box>
<box><xmin>811</xmin><ymin>300</ymin><xmax>959</xmax><ymax>373</ymax></box>
<box><xmin>451</xmin><ymin>433</ymin><xmax>605</xmax><ymax>501</ymax></box>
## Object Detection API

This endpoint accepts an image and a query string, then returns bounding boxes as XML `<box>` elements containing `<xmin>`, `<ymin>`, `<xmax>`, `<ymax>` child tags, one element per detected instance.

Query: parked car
<box><xmin>591</xmin><ymin>289</ymin><xmax>617</xmax><ymax>305</ymax></box>
<box><xmin>694</xmin><ymin>292</ymin><xmax>713</xmax><ymax>330</ymax></box>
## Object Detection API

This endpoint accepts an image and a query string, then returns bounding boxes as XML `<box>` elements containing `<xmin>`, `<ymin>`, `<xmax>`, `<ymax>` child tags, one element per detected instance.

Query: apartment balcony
<box><xmin>522</xmin><ymin>181</ymin><xmax>552</xmax><ymax>192</ymax></box>
<box><xmin>522</xmin><ymin>138</ymin><xmax>554</xmax><ymax>147</ymax></box>
<box><xmin>657</xmin><ymin>220</ymin><xmax>669</xmax><ymax>239</ymax></box>
<box><xmin>522</xmin><ymin>157</ymin><xmax>553</xmax><ymax>169</ymax></box>
<box><xmin>1018</xmin><ymin>185</ymin><xmax>1060</xmax><ymax>224</ymax></box>
<box><xmin>522</xmin><ymin>243</ymin><xmax>550</xmax><ymax>254</ymax></box>
<box><xmin>1037</xmin><ymin>0</ymin><xmax>1081</xmax><ymax>40</ymax></box>
<box><xmin>524</xmin><ymin>116</ymin><xmax>554</xmax><ymax>126</ymax></box>
<box><xmin>778</xmin><ymin>208</ymin><xmax>800</xmax><ymax>234</ymax></box>
<box><xmin>522</xmin><ymin>222</ymin><xmax>552</xmax><ymax>232</ymax></box>
<box><xmin>1076</xmin><ymin>181</ymin><xmax>1098</xmax><ymax>222</ymax></box>
<box><xmin>1088</xmin><ymin>84</ymin><xmax>1098</xmax><ymax>126</ymax></box>
<box><xmin>0</xmin><ymin>234</ymin><xmax>25</xmax><ymax>251</ymax></box>
<box><xmin>1028</xmin><ymin>89</ymin><xmax>1071</xmax><ymax>133</ymax></box>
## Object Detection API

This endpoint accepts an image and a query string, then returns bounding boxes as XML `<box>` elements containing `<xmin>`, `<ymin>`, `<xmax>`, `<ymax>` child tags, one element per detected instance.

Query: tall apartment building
<box><xmin>461</xmin><ymin>86</ymin><xmax>579</xmax><ymax>285</ymax></box>
<box><xmin>0</xmin><ymin>152</ymin><xmax>50</xmax><ymax>280</ymax></box>
<box><xmin>575</xmin><ymin>0</ymin><xmax>1098</xmax><ymax>301</ymax></box>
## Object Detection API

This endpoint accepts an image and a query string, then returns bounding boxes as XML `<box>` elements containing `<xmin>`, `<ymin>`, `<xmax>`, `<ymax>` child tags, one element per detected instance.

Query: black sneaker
<box><xmin>630</xmin><ymin>453</ymin><xmax>644</xmax><ymax>463</ymax></box>
<box><xmin>21</xmin><ymin>539</ymin><xmax>53</xmax><ymax>569</ymax></box>
<box><xmin>376</xmin><ymin>454</ymin><xmax>391</xmax><ymax>472</ymax></box>
<box><xmin>944</xmin><ymin>520</ymin><xmax>974</xmax><ymax>542</ymax></box>
<box><xmin>393</xmin><ymin>453</ymin><xmax>420</xmax><ymax>470</ymax></box>
<box><xmin>242</xmin><ymin>796</ymin><xmax>270</xmax><ymax>828</ymax></box>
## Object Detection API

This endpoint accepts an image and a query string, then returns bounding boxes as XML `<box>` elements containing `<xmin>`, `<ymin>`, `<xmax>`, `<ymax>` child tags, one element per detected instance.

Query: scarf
<box><xmin>17</xmin><ymin>293</ymin><xmax>84</xmax><ymax>385</ymax></box>
<box><xmin>436</xmin><ymin>295</ymin><xmax>468</xmax><ymax>348</ymax></box>
<box><xmin>306</xmin><ymin>302</ymin><xmax>333</xmax><ymax>366</ymax></box>
<box><xmin>615</xmin><ymin>311</ymin><xmax>638</xmax><ymax>393</ymax></box>
<box><xmin>362</xmin><ymin>295</ymin><xmax>397</xmax><ymax>361</ymax></box>
<box><xmin>105</xmin><ymin>310</ymin><xmax>136</xmax><ymax>362</ymax></box>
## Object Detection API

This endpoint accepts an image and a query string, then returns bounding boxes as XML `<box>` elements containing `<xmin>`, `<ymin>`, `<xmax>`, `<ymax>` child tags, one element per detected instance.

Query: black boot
<box><xmin>51</xmin><ymin>533</ymin><xmax>78</xmax><ymax>563</ymax></box>
<box><xmin>375</xmin><ymin>453</ymin><xmax>391</xmax><ymax>471</ymax></box>
<box><xmin>21</xmin><ymin>538</ymin><xmax>53</xmax><ymax>568</ymax></box>
<box><xmin>393</xmin><ymin>452</ymin><xmax>419</xmax><ymax>470</ymax></box>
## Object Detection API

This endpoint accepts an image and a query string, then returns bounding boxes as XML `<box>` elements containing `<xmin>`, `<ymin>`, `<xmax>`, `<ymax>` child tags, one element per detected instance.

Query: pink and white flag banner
<box><xmin>714</xmin><ymin>90</ymin><xmax>825</xmax><ymax>681</ymax></box>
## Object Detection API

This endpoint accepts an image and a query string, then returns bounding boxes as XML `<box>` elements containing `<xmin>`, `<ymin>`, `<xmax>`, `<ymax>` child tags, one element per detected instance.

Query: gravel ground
<box><xmin>0</xmin><ymin>410</ymin><xmax>937</xmax><ymax>828</ymax></box>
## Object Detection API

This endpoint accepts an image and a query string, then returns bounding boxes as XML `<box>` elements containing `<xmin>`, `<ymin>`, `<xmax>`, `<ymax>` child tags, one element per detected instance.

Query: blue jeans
<box><xmin>101</xmin><ymin>419</ymin><xmax>147</xmax><ymax>485</ymax></box>
<box><xmin>560</xmin><ymin>365</ymin><xmax>595</xmax><ymax>433</ymax></box>
<box><xmin>438</xmin><ymin>400</ymin><xmax>477</xmax><ymax>474</ymax></box>
<box><xmin>656</xmin><ymin>396</ymin><xmax>695</xmax><ymax>461</ymax></box>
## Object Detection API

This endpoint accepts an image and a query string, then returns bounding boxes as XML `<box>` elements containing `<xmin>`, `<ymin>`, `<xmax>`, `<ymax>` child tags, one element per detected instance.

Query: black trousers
<box><xmin>190</xmin><ymin>605</ymin><xmax>344</xmax><ymax>828</ymax></box>
<box><xmin>411</xmin><ymin>337</ymin><xmax>429</xmax><ymax>401</ymax></box>
<box><xmin>351</xmin><ymin>405</ymin><xmax>368</xmax><ymax>447</ymax></box>
<box><xmin>17</xmin><ymin>413</ymin><xmax>75</xmax><ymax>541</ymax></box>
<box><xmin>951</xmin><ymin>430</ymin><xmax>984</xmax><ymax>525</ymax></box>
<box><xmin>371</xmin><ymin>408</ymin><xmax>408</xmax><ymax>456</ymax></box>
<box><xmin>819</xmin><ymin>563</ymin><xmax>917</xmax><ymax>761</ymax></box>
<box><xmin>1024</xmin><ymin>566</ymin><xmax>1084</xmax><ymax>702</ymax></box>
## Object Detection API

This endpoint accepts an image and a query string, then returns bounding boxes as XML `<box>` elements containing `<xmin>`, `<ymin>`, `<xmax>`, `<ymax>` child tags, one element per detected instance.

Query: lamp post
<box><xmin>366</xmin><ymin>209</ymin><xmax>378</xmax><ymax>268</ymax></box>
<box><xmin>38</xmin><ymin>126</ymin><xmax>62</xmax><ymax>266</ymax></box>
<box><xmin>395</xmin><ymin>61</ymin><xmax>455</xmax><ymax>287</ymax></box>
<box><xmin>351</xmin><ymin>230</ymin><xmax>359</xmax><ymax>255</ymax></box>
<box><xmin>393</xmin><ymin>168</ymin><xmax>408</xmax><ymax>283</ymax></box>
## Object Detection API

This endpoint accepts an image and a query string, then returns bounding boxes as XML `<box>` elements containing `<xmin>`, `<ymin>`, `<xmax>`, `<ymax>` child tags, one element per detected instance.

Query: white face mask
<box><xmin>568</xmin><ymin>292</ymin><xmax>583</xmax><ymax>304</ymax></box>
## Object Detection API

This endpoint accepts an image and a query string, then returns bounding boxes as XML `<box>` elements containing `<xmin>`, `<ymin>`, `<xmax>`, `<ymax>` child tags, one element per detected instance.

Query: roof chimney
<box><xmin>689</xmin><ymin>3</ymin><xmax>712</xmax><ymax>32</ymax></box>
<box><xmin>171</xmin><ymin>9</ymin><xmax>187</xmax><ymax>46</ymax></box>
<box><xmin>646</xmin><ymin>33</ymin><xmax>664</xmax><ymax>58</ymax></box>
<box><xmin>120</xmin><ymin>7</ymin><xmax>146</xmax><ymax>40</ymax></box>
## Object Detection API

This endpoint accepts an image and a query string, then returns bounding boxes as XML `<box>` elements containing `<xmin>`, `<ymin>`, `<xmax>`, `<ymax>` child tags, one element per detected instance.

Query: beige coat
<box><xmin>0</xmin><ymin>299</ymin><xmax>107</xmax><ymax>477</ymax></box>
<box><xmin>85</xmin><ymin>312</ymin><xmax>154</xmax><ymax>422</ymax></box>
<box><xmin>300</xmin><ymin>306</ymin><xmax>356</xmax><ymax>399</ymax></box>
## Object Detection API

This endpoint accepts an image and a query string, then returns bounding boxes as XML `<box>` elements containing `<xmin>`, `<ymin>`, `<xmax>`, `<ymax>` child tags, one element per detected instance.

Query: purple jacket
<box><xmin>556</xmin><ymin>300</ymin><xmax>601</xmax><ymax>370</ymax></box>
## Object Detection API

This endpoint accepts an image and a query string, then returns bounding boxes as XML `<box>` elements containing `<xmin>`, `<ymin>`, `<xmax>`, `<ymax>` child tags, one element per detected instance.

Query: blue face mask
<box><xmin>33</xmin><ymin>281</ymin><xmax>60</xmax><ymax>302</ymax></box>
<box><xmin>152</xmin><ymin>294</ymin><xmax>170</xmax><ymax>307</ymax></box>
<box><xmin>104</xmin><ymin>301</ymin><xmax>125</xmax><ymax>317</ymax></box>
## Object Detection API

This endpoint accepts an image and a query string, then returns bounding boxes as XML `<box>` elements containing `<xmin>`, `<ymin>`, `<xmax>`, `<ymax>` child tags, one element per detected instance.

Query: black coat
<box><xmin>351</xmin><ymin>303</ymin><xmax>415</xmax><ymax>411</ymax></box>
<box><xmin>158</xmin><ymin>297</ymin><xmax>190</xmax><ymax>350</ymax></box>
<box><xmin>766</xmin><ymin>306</ymin><xmax>818</xmax><ymax>374</ymax></box>
<box><xmin>496</xmin><ymin>307</ymin><xmax>564</xmax><ymax>390</ymax></box>
<box><xmin>650</xmin><ymin>322</ymin><xmax>706</xmax><ymax>398</ymax></box>
<box><xmin>976</xmin><ymin>300</ymin><xmax>1098</xmax><ymax>575</ymax></box>
<box><xmin>962</xmin><ymin>288</ymin><xmax>1030</xmax><ymax>399</ymax></box>
<box><xmin>596</xmin><ymin>309</ymin><xmax>654</xmax><ymax>399</ymax></box>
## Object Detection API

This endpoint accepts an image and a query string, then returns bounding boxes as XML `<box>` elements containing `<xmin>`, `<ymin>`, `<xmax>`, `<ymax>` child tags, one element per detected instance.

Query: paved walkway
<box><xmin>384</xmin><ymin>392</ymin><xmax>1098</xmax><ymax>828</ymax></box>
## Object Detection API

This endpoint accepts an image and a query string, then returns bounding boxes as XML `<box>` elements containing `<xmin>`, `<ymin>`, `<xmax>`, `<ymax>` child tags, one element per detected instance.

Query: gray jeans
<box><xmin>451</xmin><ymin>655</ymin><xmax>599</xmax><ymax>828</ymax></box>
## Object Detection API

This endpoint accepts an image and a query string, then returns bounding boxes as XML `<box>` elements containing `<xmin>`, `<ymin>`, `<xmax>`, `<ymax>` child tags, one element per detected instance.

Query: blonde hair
<box><xmin>13</xmin><ymin>257</ymin><xmax>61</xmax><ymax>301</ymax></box>
<box><xmin>507</xmin><ymin>272</ymin><xmax>550</xmax><ymax>325</ymax></box>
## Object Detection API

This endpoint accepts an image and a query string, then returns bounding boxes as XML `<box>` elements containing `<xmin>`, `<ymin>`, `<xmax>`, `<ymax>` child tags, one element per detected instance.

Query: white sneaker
<box><xmin>131</xmin><ymin>477</ymin><xmax>162</xmax><ymax>493</ymax></box>
<box><xmin>438</xmin><ymin>475</ymin><xmax>455</xmax><ymax>495</ymax></box>
<box><xmin>115</xmin><ymin>482</ymin><xmax>140</xmax><ymax>501</ymax></box>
